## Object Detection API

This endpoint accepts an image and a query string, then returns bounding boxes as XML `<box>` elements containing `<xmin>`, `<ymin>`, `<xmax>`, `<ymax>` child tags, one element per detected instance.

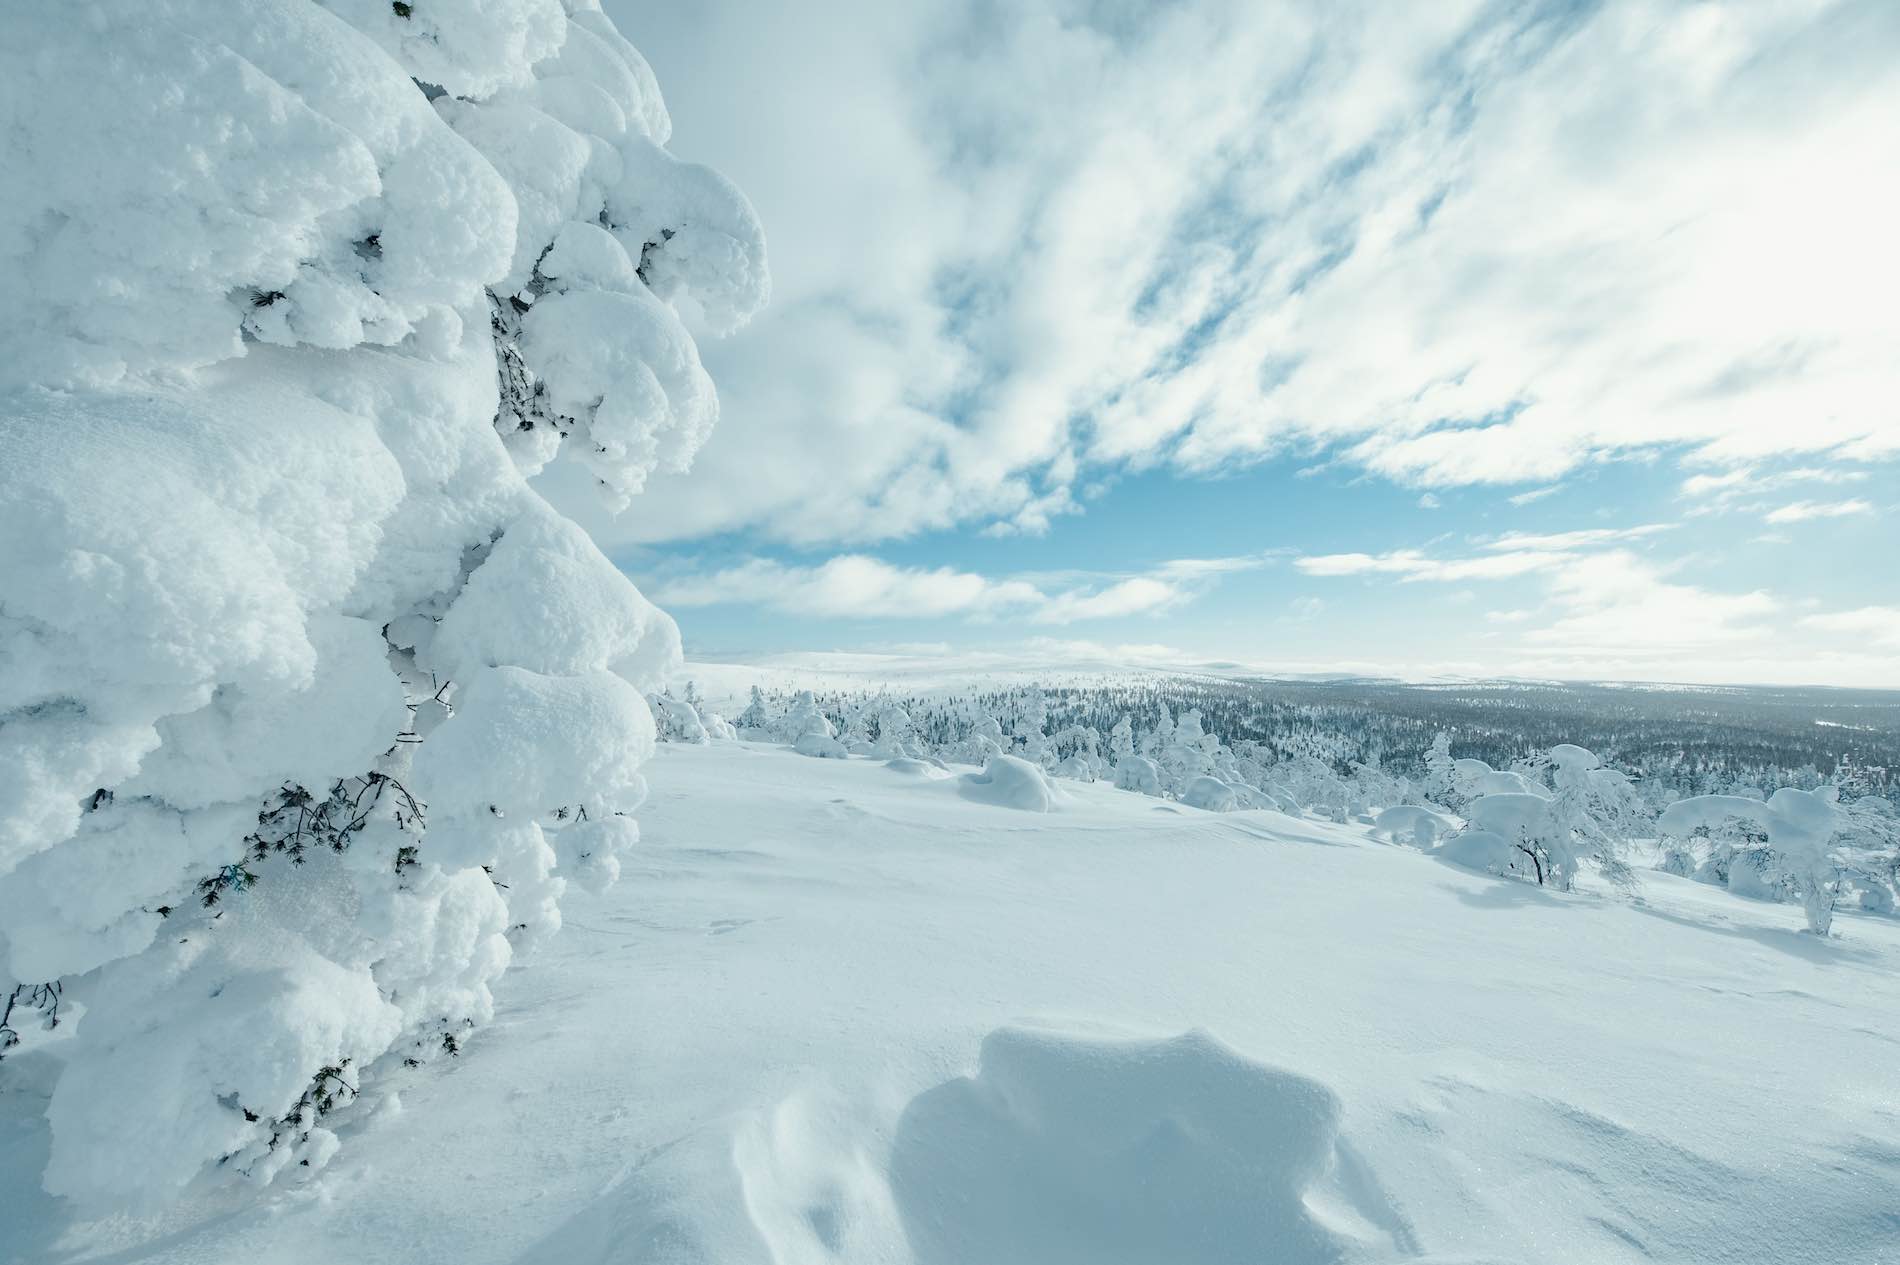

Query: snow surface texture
<box><xmin>5</xmin><ymin>740</ymin><xmax>1895</xmax><ymax>1264</ymax></box>
<box><xmin>0</xmin><ymin>0</ymin><xmax>763</xmax><ymax>1206</ymax></box>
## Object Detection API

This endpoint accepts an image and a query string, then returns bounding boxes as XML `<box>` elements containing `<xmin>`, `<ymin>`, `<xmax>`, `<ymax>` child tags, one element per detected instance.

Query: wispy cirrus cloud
<box><xmin>1295</xmin><ymin>549</ymin><xmax>1565</xmax><ymax>583</ymax></box>
<box><xmin>1507</xmin><ymin>484</ymin><xmax>1564</xmax><ymax>507</ymax></box>
<box><xmin>1294</xmin><ymin>522</ymin><xmax>1675</xmax><ymax>582</ymax></box>
<box><xmin>1763</xmin><ymin>498</ymin><xmax>1874</xmax><ymax>524</ymax></box>
<box><xmin>650</xmin><ymin>552</ymin><xmax>1265</xmax><ymax>624</ymax></box>
<box><xmin>1679</xmin><ymin>463</ymin><xmax>1876</xmax><ymax>522</ymax></box>
<box><xmin>1296</xmin><ymin>523</ymin><xmax>1778</xmax><ymax>659</ymax></box>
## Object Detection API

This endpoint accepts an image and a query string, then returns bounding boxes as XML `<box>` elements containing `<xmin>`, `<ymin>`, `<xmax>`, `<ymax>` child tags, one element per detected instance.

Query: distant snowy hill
<box><xmin>8</xmin><ymin>740</ymin><xmax>1895</xmax><ymax>1264</ymax></box>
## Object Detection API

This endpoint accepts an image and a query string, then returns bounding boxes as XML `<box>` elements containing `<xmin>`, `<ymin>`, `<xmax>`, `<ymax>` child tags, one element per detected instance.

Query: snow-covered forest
<box><xmin>700</xmin><ymin>675</ymin><xmax>1900</xmax><ymax>796</ymax></box>
<box><xmin>653</xmin><ymin>674</ymin><xmax>1900</xmax><ymax>923</ymax></box>
<box><xmin>4</xmin><ymin>2</ymin><xmax>1898</xmax><ymax>1263</ymax></box>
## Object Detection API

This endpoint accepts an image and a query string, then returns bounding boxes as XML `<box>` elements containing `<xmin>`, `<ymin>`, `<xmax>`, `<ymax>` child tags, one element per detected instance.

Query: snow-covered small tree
<box><xmin>736</xmin><ymin>686</ymin><xmax>775</xmax><ymax>736</ymax></box>
<box><xmin>778</xmin><ymin>691</ymin><xmax>846</xmax><ymax>758</ymax></box>
<box><xmin>1155</xmin><ymin>710</ymin><xmax>1217</xmax><ymax>794</ymax></box>
<box><xmin>1014</xmin><ymin>687</ymin><xmax>1054</xmax><ymax>769</ymax></box>
<box><xmin>1456</xmin><ymin>744</ymin><xmax>1644</xmax><ymax>890</ymax></box>
<box><xmin>1114</xmin><ymin>755</ymin><xmax>1165</xmax><ymax>796</ymax></box>
<box><xmin>840</xmin><ymin>699</ymin><xmax>875</xmax><ymax>753</ymax></box>
<box><xmin>1660</xmin><ymin>788</ymin><xmax>1846</xmax><ymax>934</ymax></box>
<box><xmin>1833</xmin><ymin>793</ymin><xmax>1898</xmax><ymax>913</ymax></box>
<box><xmin>1143</xmin><ymin>707</ymin><xmax>1176</xmax><ymax>760</ymax></box>
<box><xmin>873</xmin><ymin>703</ymin><xmax>915</xmax><ymax>759</ymax></box>
<box><xmin>1424</xmin><ymin>731</ymin><xmax>1458</xmax><ymax>808</ymax></box>
<box><xmin>649</xmin><ymin>691</ymin><xmax>710</xmax><ymax>744</ymax></box>
<box><xmin>1543</xmin><ymin>744</ymin><xmax>1645</xmax><ymax>889</ymax></box>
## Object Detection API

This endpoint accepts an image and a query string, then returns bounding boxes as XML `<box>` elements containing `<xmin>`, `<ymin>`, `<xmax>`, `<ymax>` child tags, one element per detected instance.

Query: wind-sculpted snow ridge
<box><xmin>499</xmin><ymin>1023</ymin><xmax>1431</xmax><ymax>1265</ymax></box>
<box><xmin>0</xmin><ymin>0</ymin><xmax>763</xmax><ymax>1207</ymax></box>
<box><xmin>886</xmin><ymin>1026</ymin><xmax>1391</xmax><ymax>1265</ymax></box>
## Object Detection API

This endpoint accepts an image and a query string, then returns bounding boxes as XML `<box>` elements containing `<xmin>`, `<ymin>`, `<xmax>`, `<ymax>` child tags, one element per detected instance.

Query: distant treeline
<box><xmin>733</xmin><ymin>677</ymin><xmax>1897</xmax><ymax>798</ymax></box>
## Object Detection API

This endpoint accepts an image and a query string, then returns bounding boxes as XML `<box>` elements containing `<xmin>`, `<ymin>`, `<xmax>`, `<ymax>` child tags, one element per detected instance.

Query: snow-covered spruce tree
<box><xmin>872</xmin><ymin>703</ymin><xmax>915</xmax><ymax>760</ymax></box>
<box><xmin>0</xmin><ymin>0</ymin><xmax>764</xmax><ymax>1206</ymax></box>
<box><xmin>1423</xmin><ymin>731</ymin><xmax>1458</xmax><ymax>809</ymax></box>
<box><xmin>648</xmin><ymin>690</ymin><xmax>711</xmax><ymax>744</ymax></box>
<box><xmin>1014</xmin><ymin>687</ymin><xmax>1054</xmax><ymax>769</ymax></box>
<box><xmin>736</xmin><ymin>685</ymin><xmax>775</xmax><ymax>736</ymax></box>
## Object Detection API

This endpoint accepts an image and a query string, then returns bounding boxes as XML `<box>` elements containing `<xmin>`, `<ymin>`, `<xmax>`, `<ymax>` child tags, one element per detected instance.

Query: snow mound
<box><xmin>960</xmin><ymin>756</ymin><xmax>1063</xmax><ymax>812</ymax></box>
<box><xmin>1436</xmin><ymin>828</ymin><xmax>1522</xmax><ymax>876</ymax></box>
<box><xmin>793</xmin><ymin>731</ymin><xmax>849</xmax><ymax>759</ymax></box>
<box><xmin>1465</xmin><ymin>792</ymin><xmax>1554</xmax><ymax>841</ymax></box>
<box><xmin>1373</xmin><ymin>805</ymin><xmax>1454</xmax><ymax>847</ymax></box>
<box><xmin>1182</xmin><ymin>775</ymin><xmax>1241</xmax><ymax>812</ymax></box>
<box><xmin>887</xmin><ymin>1026</ymin><xmax>1359</xmax><ymax>1265</ymax></box>
<box><xmin>885</xmin><ymin>757</ymin><xmax>951</xmax><ymax>780</ymax></box>
<box><xmin>1112</xmin><ymin>755</ymin><xmax>1163</xmax><ymax>795</ymax></box>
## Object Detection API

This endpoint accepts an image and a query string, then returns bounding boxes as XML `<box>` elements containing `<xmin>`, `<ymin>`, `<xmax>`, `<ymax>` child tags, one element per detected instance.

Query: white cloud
<box><xmin>1681</xmin><ymin>468</ymin><xmax>1759</xmax><ymax>498</ymax></box>
<box><xmin>1800</xmin><ymin>606</ymin><xmax>1900</xmax><ymax>648</ymax></box>
<box><xmin>1682</xmin><ymin>465</ymin><xmax>1875</xmax><ymax>516</ymax></box>
<box><xmin>1296</xmin><ymin>527</ymin><xmax>1793</xmax><ymax>668</ymax></box>
<box><xmin>577</xmin><ymin>0</ymin><xmax>1900</xmax><ymax>548</ymax></box>
<box><xmin>1417</xmin><ymin>492</ymin><xmax>1441</xmax><ymax>510</ymax></box>
<box><xmin>1477</xmin><ymin>523</ymin><xmax>1675</xmax><ymax>552</ymax></box>
<box><xmin>1295</xmin><ymin>548</ymin><xmax>1566</xmax><ymax>582</ymax></box>
<box><xmin>1507</xmin><ymin>484</ymin><xmax>1564</xmax><ymax>507</ymax></box>
<box><xmin>1763</xmin><ymin>498</ymin><xmax>1874</xmax><ymax>523</ymax></box>
<box><xmin>650</xmin><ymin>553</ymin><xmax>1246</xmax><ymax>623</ymax></box>
<box><xmin>654</xmin><ymin>556</ymin><xmax>1039</xmax><ymax>618</ymax></box>
<box><xmin>1033</xmin><ymin>577</ymin><xmax>1184</xmax><ymax>623</ymax></box>
<box><xmin>1151</xmin><ymin>553</ymin><xmax>1281</xmax><ymax>580</ymax></box>
<box><xmin>1527</xmin><ymin>551</ymin><xmax>1777</xmax><ymax>652</ymax></box>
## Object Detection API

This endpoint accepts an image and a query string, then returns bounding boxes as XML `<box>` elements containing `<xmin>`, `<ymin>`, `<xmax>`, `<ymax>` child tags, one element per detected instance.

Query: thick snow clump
<box><xmin>0</xmin><ymin>0</ymin><xmax>764</xmax><ymax>1207</ymax></box>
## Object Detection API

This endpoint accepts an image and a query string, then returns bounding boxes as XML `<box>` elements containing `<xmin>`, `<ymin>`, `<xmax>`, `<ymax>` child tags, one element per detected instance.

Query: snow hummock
<box><xmin>960</xmin><ymin>755</ymin><xmax>1065</xmax><ymax>812</ymax></box>
<box><xmin>1182</xmin><ymin>774</ymin><xmax>1243</xmax><ymax>812</ymax></box>
<box><xmin>888</xmin><ymin>1026</ymin><xmax>1351</xmax><ymax>1265</ymax></box>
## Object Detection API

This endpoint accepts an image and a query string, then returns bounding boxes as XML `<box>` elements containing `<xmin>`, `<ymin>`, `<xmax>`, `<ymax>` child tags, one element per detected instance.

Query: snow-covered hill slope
<box><xmin>6</xmin><ymin>741</ymin><xmax>1898</xmax><ymax>1264</ymax></box>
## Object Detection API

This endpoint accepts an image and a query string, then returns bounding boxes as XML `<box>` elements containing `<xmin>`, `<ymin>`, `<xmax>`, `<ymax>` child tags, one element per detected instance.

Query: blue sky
<box><xmin>568</xmin><ymin>0</ymin><xmax>1900</xmax><ymax>685</ymax></box>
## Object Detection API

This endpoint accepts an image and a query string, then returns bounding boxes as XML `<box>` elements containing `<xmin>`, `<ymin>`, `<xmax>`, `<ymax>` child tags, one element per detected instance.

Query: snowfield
<box><xmin>7</xmin><ymin>740</ymin><xmax>1897</xmax><ymax>1265</ymax></box>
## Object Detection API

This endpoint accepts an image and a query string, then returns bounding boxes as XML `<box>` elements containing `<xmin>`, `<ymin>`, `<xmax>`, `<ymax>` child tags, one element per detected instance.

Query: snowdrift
<box><xmin>11</xmin><ymin>742</ymin><xmax>1891</xmax><ymax>1264</ymax></box>
<box><xmin>960</xmin><ymin>756</ymin><xmax>1065</xmax><ymax>812</ymax></box>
